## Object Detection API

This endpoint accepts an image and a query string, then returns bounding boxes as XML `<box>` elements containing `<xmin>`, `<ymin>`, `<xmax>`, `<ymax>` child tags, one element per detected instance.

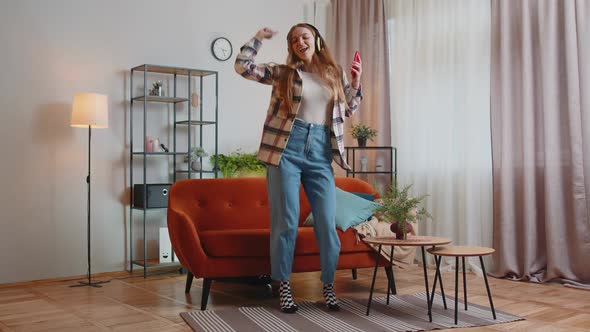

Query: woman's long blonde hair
<box><xmin>282</xmin><ymin>23</ymin><xmax>347</xmax><ymax>114</ymax></box>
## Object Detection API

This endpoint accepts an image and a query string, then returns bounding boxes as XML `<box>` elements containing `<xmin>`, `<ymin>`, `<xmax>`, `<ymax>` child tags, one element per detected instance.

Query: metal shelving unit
<box><xmin>345</xmin><ymin>146</ymin><xmax>397</xmax><ymax>185</ymax></box>
<box><xmin>129</xmin><ymin>64</ymin><xmax>219</xmax><ymax>277</ymax></box>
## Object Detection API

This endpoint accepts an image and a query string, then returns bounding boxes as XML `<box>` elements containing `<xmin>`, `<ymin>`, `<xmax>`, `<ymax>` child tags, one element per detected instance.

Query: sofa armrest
<box><xmin>167</xmin><ymin>207</ymin><xmax>208</xmax><ymax>278</ymax></box>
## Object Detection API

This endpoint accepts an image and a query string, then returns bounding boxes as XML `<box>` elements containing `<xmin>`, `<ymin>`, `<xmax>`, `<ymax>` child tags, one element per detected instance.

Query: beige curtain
<box><xmin>490</xmin><ymin>0</ymin><xmax>590</xmax><ymax>286</ymax></box>
<box><xmin>328</xmin><ymin>0</ymin><xmax>391</xmax><ymax>192</ymax></box>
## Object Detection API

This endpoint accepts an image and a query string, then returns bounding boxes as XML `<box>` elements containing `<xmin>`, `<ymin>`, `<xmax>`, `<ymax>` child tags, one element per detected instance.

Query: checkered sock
<box><xmin>323</xmin><ymin>283</ymin><xmax>340</xmax><ymax>310</ymax></box>
<box><xmin>279</xmin><ymin>281</ymin><xmax>298</xmax><ymax>313</ymax></box>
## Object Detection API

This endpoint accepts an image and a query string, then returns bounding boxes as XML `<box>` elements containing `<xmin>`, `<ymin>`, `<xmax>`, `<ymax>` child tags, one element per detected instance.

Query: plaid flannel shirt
<box><xmin>234</xmin><ymin>37</ymin><xmax>363</xmax><ymax>170</ymax></box>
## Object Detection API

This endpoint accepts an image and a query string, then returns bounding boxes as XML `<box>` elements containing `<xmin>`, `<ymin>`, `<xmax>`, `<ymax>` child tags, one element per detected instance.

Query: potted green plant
<box><xmin>373</xmin><ymin>182</ymin><xmax>432</xmax><ymax>240</ymax></box>
<box><xmin>350</xmin><ymin>123</ymin><xmax>378</xmax><ymax>147</ymax></box>
<box><xmin>210</xmin><ymin>149</ymin><xmax>266</xmax><ymax>178</ymax></box>
<box><xmin>184</xmin><ymin>147</ymin><xmax>208</xmax><ymax>171</ymax></box>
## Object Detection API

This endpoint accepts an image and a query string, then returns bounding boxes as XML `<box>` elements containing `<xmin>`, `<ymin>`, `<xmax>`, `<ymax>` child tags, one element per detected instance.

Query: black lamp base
<box><xmin>69</xmin><ymin>125</ymin><xmax>110</xmax><ymax>290</ymax></box>
<box><xmin>69</xmin><ymin>280</ymin><xmax>110</xmax><ymax>288</ymax></box>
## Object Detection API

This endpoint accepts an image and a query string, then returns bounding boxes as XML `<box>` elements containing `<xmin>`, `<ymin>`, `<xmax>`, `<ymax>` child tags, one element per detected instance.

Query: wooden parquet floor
<box><xmin>0</xmin><ymin>265</ymin><xmax>588</xmax><ymax>331</ymax></box>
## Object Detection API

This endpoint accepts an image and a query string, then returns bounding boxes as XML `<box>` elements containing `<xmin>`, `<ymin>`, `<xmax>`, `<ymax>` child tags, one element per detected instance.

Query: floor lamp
<box><xmin>70</xmin><ymin>93</ymin><xmax>110</xmax><ymax>288</ymax></box>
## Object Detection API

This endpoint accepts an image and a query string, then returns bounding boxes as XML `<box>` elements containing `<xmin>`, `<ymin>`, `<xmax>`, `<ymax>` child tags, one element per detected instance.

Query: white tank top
<box><xmin>296</xmin><ymin>71</ymin><xmax>333</xmax><ymax>125</ymax></box>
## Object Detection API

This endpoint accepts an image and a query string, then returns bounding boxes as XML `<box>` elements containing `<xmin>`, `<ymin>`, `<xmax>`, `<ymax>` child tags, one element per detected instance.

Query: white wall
<box><xmin>0</xmin><ymin>0</ymin><xmax>317</xmax><ymax>284</ymax></box>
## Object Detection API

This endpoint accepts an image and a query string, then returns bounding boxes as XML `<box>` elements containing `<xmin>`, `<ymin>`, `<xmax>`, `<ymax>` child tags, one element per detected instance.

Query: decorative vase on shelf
<box><xmin>191</xmin><ymin>91</ymin><xmax>200</xmax><ymax>108</ymax></box>
<box><xmin>357</xmin><ymin>137</ymin><xmax>367</xmax><ymax>147</ymax></box>
<box><xmin>145</xmin><ymin>136</ymin><xmax>153</xmax><ymax>152</ymax></box>
<box><xmin>191</xmin><ymin>78</ymin><xmax>199</xmax><ymax>108</ymax></box>
<box><xmin>360</xmin><ymin>156</ymin><xmax>368</xmax><ymax>172</ymax></box>
<box><xmin>149</xmin><ymin>80</ymin><xmax>164</xmax><ymax>97</ymax></box>
<box><xmin>389</xmin><ymin>222</ymin><xmax>413</xmax><ymax>240</ymax></box>
<box><xmin>191</xmin><ymin>160</ymin><xmax>202</xmax><ymax>171</ymax></box>
<box><xmin>151</xmin><ymin>138</ymin><xmax>161</xmax><ymax>152</ymax></box>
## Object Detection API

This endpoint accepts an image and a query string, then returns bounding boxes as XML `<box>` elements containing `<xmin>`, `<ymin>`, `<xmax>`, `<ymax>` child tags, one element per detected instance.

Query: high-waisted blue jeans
<box><xmin>267</xmin><ymin>118</ymin><xmax>340</xmax><ymax>283</ymax></box>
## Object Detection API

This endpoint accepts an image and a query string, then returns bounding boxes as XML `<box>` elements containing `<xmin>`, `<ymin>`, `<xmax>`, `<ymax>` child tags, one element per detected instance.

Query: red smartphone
<box><xmin>352</xmin><ymin>50</ymin><xmax>361</xmax><ymax>78</ymax></box>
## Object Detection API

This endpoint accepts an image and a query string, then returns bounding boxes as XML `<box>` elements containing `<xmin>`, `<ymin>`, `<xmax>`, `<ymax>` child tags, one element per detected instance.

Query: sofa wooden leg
<box><xmin>201</xmin><ymin>278</ymin><xmax>212</xmax><ymax>311</ymax></box>
<box><xmin>185</xmin><ymin>272</ymin><xmax>194</xmax><ymax>293</ymax></box>
<box><xmin>352</xmin><ymin>268</ymin><xmax>358</xmax><ymax>280</ymax></box>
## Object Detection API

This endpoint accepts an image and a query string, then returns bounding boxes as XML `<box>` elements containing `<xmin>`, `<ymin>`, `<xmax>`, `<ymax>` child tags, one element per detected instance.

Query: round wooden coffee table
<box><xmin>427</xmin><ymin>246</ymin><xmax>496</xmax><ymax>325</ymax></box>
<box><xmin>363</xmin><ymin>235</ymin><xmax>452</xmax><ymax>319</ymax></box>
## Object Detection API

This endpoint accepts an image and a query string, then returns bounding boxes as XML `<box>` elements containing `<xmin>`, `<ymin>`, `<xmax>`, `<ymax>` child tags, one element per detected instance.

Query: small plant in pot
<box><xmin>350</xmin><ymin>123</ymin><xmax>377</xmax><ymax>147</ymax></box>
<box><xmin>184</xmin><ymin>147</ymin><xmax>208</xmax><ymax>171</ymax></box>
<box><xmin>373</xmin><ymin>182</ymin><xmax>432</xmax><ymax>240</ymax></box>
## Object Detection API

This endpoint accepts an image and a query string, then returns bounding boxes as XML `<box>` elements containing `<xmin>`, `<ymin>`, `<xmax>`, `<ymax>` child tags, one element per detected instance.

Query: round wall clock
<box><xmin>211</xmin><ymin>37</ymin><xmax>233</xmax><ymax>61</ymax></box>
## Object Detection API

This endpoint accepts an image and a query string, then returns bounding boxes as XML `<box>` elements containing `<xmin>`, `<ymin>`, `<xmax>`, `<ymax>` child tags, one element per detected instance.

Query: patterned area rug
<box><xmin>180</xmin><ymin>293</ymin><xmax>522</xmax><ymax>332</ymax></box>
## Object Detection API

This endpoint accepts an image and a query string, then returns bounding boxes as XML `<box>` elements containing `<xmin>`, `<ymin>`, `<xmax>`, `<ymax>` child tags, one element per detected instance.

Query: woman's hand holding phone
<box><xmin>351</xmin><ymin>50</ymin><xmax>362</xmax><ymax>88</ymax></box>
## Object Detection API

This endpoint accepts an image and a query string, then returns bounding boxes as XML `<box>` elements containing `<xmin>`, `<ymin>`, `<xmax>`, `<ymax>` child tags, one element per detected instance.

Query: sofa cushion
<box><xmin>304</xmin><ymin>191</ymin><xmax>376</xmax><ymax>227</ymax></box>
<box><xmin>200</xmin><ymin>227</ymin><xmax>372</xmax><ymax>258</ymax></box>
<box><xmin>350</xmin><ymin>192</ymin><xmax>376</xmax><ymax>201</ymax></box>
<box><xmin>303</xmin><ymin>188</ymin><xmax>380</xmax><ymax>231</ymax></box>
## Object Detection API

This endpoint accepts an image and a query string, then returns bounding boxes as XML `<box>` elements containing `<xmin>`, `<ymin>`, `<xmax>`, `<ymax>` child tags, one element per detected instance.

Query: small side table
<box><xmin>427</xmin><ymin>246</ymin><xmax>496</xmax><ymax>325</ymax></box>
<box><xmin>363</xmin><ymin>235</ymin><xmax>452</xmax><ymax>320</ymax></box>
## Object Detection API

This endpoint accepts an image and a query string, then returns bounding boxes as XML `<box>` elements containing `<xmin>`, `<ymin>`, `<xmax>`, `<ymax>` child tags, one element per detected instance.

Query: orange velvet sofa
<box><xmin>167</xmin><ymin>177</ymin><xmax>389</xmax><ymax>310</ymax></box>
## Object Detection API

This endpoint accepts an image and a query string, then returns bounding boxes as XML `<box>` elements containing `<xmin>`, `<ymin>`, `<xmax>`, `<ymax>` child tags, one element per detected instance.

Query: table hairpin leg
<box><xmin>420</xmin><ymin>246</ymin><xmax>432</xmax><ymax>322</ymax></box>
<box><xmin>480</xmin><ymin>256</ymin><xmax>496</xmax><ymax>319</ymax></box>
<box><xmin>388</xmin><ymin>245</ymin><xmax>396</xmax><ymax>295</ymax></box>
<box><xmin>385</xmin><ymin>246</ymin><xmax>392</xmax><ymax>305</ymax></box>
<box><xmin>429</xmin><ymin>249</ymin><xmax>448</xmax><ymax>310</ymax></box>
<box><xmin>366</xmin><ymin>244</ymin><xmax>382</xmax><ymax>316</ymax></box>
<box><xmin>385</xmin><ymin>246</ymin><xmax>391</xmax><ymax>305</ymax></box>
<box><xmin>439</xmin><ymin>255</ymin><xmax>447</xmax><ymax>308</ymax></box>
<box><xmin>383</xmin><ymin>246</ymin><xmax>397</xmax><ymax>302</ymax></box>
<box><xmin>454</xmin><ymin>256</ymin><xmax>459</xmax><ymax>324</ymax></box>
<box><xmin>462</xmin><ymin>257</ymin><xmax>468</xmax><ymax>310</ymax></box>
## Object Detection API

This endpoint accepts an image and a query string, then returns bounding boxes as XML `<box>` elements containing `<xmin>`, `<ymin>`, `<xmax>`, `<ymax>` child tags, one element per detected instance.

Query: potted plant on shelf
<box><xmin>350</xmin><ymin>123</ymin><xmax>377</xmax><ymax>147</ymax></box>
<box><xmin>210</xmin><ymin>149</ymin><xmax>266</xmax><ymax>178</ymax></box>
<box><xmin>184</xmin><ymin>147</ymin><xmax>208</xmax><ymax>171</ymax></box>
<box><xmin>373</xmin><ymin>182</ymin><xmax>432</xmax><ymax>240</ymax></box>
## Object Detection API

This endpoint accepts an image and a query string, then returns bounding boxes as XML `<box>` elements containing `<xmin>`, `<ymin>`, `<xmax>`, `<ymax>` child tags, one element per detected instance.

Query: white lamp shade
<box><xmin>71</xmin><ymin>93</ymin><xmax>109</xmax><ymax>128</ymax></box>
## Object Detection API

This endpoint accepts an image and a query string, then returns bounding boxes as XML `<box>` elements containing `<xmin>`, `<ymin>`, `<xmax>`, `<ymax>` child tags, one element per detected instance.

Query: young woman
<box><xmin>235</xmin><ymin>23</ymin><xmax>362</xmax><ymax>313</ymax></box>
